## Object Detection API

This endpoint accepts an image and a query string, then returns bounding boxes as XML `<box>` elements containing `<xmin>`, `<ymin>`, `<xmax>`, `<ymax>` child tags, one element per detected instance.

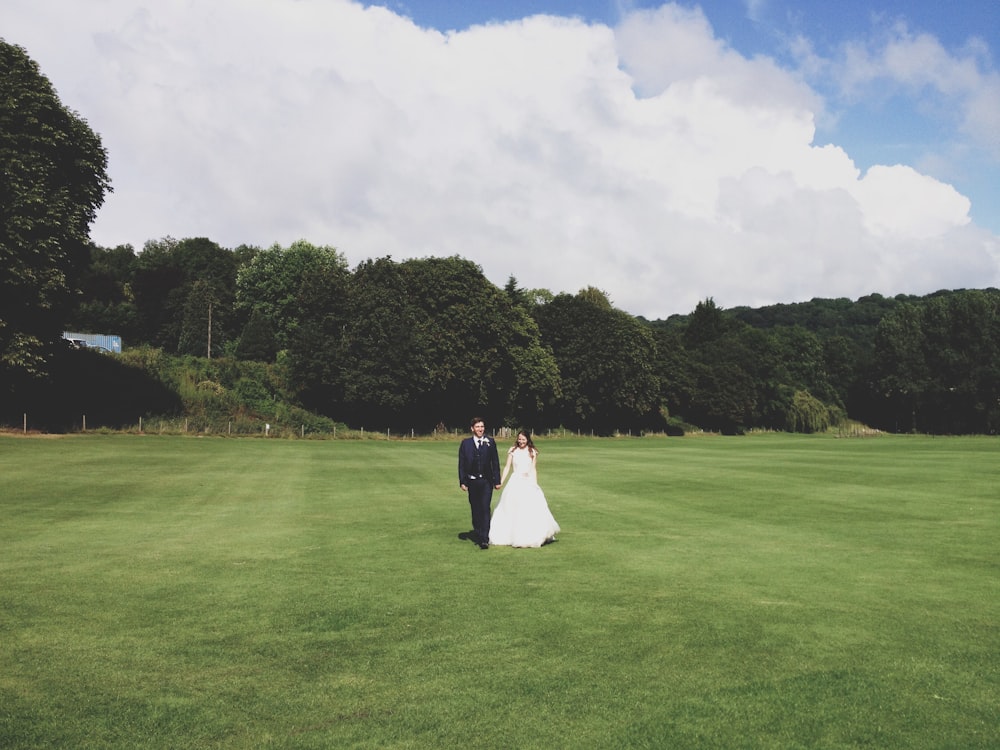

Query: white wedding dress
<box><xmin>489</xmin><ymin>447</ymin><xmax>560</xmax><ymax>548</ymax></box>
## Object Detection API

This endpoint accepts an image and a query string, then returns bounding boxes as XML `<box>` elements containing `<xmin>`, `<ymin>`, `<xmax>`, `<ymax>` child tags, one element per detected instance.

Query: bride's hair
<box><xmin>512</xmin><ymin>430</ymin><xmax>537</xmax><ymax>454</ymax></box>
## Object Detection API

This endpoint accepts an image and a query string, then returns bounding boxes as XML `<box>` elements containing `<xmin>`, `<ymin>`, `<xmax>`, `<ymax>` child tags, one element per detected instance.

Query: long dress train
<box><xmin>489</xmin><ymin>447</ymin><xmax>559</xmax><ymax>548</ymax></box>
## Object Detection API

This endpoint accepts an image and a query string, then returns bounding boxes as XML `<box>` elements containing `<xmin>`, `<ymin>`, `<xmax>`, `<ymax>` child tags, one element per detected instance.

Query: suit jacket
<box><xmin>458</xmin><ymin>435</ymin><xmax>502</xmax><ymax>486</ymax></box>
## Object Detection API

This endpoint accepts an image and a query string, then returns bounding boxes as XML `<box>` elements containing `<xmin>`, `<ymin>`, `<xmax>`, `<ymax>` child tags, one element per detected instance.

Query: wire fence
<box><xmin>7</xmin><ymin>413</ymin><xmax>693</xmax><ymax>440</ymax></box>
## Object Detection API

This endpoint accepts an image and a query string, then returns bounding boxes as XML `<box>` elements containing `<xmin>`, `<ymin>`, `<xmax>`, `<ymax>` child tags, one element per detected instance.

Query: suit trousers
<box><xmin>467</xmin><ymin>477</ymin><xmax>493</xmax><ymax>543</ymax></box>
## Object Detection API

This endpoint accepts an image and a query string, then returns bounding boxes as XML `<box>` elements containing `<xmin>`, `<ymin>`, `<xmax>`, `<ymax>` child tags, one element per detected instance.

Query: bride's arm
<box><xmin>500</xmin><ymin>449</ymin><xmax>514</xmax><ymax>484</ymax></box>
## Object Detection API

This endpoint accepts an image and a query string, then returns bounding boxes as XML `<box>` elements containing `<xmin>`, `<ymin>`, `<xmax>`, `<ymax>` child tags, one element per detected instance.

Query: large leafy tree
<box><xmin>131</xmin><ymin>236</ymin><xmax>239</xmax><ymax>353</ymax></box>
<box><xmin>681</xmin><ymin>327</ymin><xmax>777</xmax><ymax>433</ymax></box>
<box><xmin>921</xmin><ymin>291</ymin><xmax>1000</xmax><ymax>433</ymax></box>
<box><xmin>67</xmin><ymin>243</ymin><xmax>140</xmax><ymax>341</ymax></box>
<box><xmin>871</xmin><ymin>302</ymin><xmax>929</xmax><ymax>433</ymax></box>
<box><xmin>871</xmin><ymin>291</ymin><xmax>1000</xmax><ymax>433</ymax></box>
<box><xmin>235</xmin><ymin>240</ymin><xmax>348</xmax><ymax>352</ymax></box>
<box><xmin>657</xmin><ymin>300</ymin><xmax>783</xmax><ymax>432</ymax></box>
<box><xmin>535</xmin><ymin>287</ymin><xmax>660</xmax><ymax>433</ymax></box>
<box><xmin>0</xmin><ymin>41</ymin><xmax>111</xmax><ymax>381</ymax></box>
<box><xmin>285</xmin><ymin>252</ymin><xmax>353</xmax><ymax>406</ymax></box>
<box><xmin>236</xmin><ymin>309</ymin><xmax>279</xmax><ymax>363</ymax></box>
<box><xmin>331</xmin><ymin>256</ymin><xmax>559</xmax><ymax>430</ymax></box>
<box><xmin>649</xmin><ymin>325</ymin><xmax>693</xmax><ymax>431</ymax></box>
<box><xmin>177</xmin><ymin>279</ymin><xmax>220</xmax><ymax>357</ymax></box>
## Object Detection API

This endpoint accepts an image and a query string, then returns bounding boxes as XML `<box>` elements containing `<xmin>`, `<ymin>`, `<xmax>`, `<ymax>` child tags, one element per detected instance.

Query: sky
<box><xmin>3</xmin><ymin>0</ymin><xmax>999</xmax><ymax>318</ymax></box>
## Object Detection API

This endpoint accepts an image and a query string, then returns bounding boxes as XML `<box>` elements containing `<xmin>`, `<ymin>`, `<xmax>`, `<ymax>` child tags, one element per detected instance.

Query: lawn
<box><xmin>0</xmin><ymin>433</ymin><xmax>997</xmax><ymax>749</ymax></box>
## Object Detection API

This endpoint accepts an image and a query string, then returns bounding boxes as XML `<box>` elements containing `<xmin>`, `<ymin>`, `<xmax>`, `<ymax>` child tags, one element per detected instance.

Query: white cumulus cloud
<box><xmin>2</xmin><ymin>0</ymin><xmax>997</xmax><ymax>317</ymax></box>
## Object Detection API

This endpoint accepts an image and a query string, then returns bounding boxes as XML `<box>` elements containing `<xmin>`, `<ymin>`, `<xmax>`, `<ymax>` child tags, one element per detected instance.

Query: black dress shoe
<box><xmin>478</xmin><ymin>540</ymin><xmax>489</xmax><ymax>549</ymax></box>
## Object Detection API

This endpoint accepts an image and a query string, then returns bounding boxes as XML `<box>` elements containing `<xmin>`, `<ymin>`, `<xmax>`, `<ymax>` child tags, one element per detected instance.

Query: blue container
<box><xmin>63</xmin><ymin>332</ymin><xmax>123</xmax><ymax>353</ymax></box>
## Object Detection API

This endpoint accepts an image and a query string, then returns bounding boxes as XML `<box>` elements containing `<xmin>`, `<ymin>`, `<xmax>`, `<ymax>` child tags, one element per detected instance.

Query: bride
<box><xmin>489</xmin><ymin>431</ymin><xmax>560</xmax><ymax>548</ymax></box>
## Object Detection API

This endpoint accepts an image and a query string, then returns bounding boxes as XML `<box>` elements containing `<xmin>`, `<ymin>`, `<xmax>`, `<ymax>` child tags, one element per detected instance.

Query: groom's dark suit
<box><xmin>458</xmin><ymin>434</ymin><xmax>502</xmax><ymax>546</ymax></box>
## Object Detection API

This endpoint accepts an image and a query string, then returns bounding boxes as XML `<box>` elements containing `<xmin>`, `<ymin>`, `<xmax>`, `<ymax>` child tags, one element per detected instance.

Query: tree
<box><xmin>331</xmin><ymin>256</ymin><xmax>559</xmax><ymax>430</ymax></box>
<box><xmin>235</xmin><ymin>240</ymin><xmax>349</xmax><ymax>351</ymax></box>
<box><xmin>131</xmin><ymin>236</ymin><xmax>238</xmax><ymax>352</ymax></box>
<box><xmin>872</xmin><ymin>303</ymin><xmax>929</xmax><ymax>432</ymax></box>
<box><xmin>535</xmin><ymin>288</ymin><xmax>660</xmax><ymax>433</ymax></box>
<box><xmin>683</xmin><ymin>298</ymin><xmax>735</xmax><ymax>348</ymax></box>
<box><xmin>130</xmin><ymin>237</ymin><xmax>187</xmax><ymax>348</ymax></box>
<box><xmin>285</xmin><ymin>253</ymin><xmax>353</xmax><ymax>410</ymax></box>
<box><xmin>650</xmin><ymin>325</ymin><xmax>694</xmax><ymax>432</ymax></box>
<box><xmin>871</xmin><ymin>290</ymin><xmax>1000</xmax><ymax>434</ymax></box>
<box><xmin>67</xmin><ymin>243</ymin><xmax>140</xmax><ymax>341</ymax></box>
<box><xmin>177</xmin><ymin>279</ymin><xmax>221</xmax><ymax>357</ymax></box>
<box><xmin>0</xmin><ymin>41</ymin><xmax>111</xmax><ymax>382</ymax></box>
<box><xmin>920</xmin><ymin>291</ymin><xmax>1000</xmax><ymax>433</ymax></box>
<box><xmin>654</xmin><ymin>302</ymin><xmax>793</xmax><ymax>432</ymax></box>
<box><xmin>504</xmin><ymin>275</ymin><xmax>529</xmax><ymax>307</ymax></box>
<box><xmin>685</xmin><ymin>360</ymin><xmax>758</xmax><ymax>432</ymax></box>
<box><xmin>236</xmin><ymin>309</ymin><xmax>278</xmax><ymax>363</ymax></box>
<box><xmin>785</xmin><ymin>389</ymin><xmax>838</xmax><ymax>433</ymax></box>
<box><xmin>769</xmin><ymin>326</ymin><xmax>825</xmax><ymax>392</ymax></box>
<box><xmin>822</xmin><ymin>334</ymin><xmax>864</xmax><ymax>407</ymax></box>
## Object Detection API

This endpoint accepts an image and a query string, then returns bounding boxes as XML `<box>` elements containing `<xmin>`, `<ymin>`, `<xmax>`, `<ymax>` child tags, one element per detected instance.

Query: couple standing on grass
<box><xmin>458</xmin><ymin>416</ymin><xmax>560</xmax><ymax>549</ymax></box>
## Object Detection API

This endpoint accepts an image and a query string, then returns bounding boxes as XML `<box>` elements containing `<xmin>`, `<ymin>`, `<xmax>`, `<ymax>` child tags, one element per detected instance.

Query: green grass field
<box><xmin>1</xmin><ymin>433</ymin><xmax>997</xmax><ymax>749</ymax></box>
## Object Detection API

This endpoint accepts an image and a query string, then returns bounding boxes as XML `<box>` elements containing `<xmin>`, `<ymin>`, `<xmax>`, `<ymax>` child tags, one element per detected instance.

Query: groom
<box><xmin>458</xmin><ymin>416</ymin><xmax>502</xmax><ymax>549</ymax></box>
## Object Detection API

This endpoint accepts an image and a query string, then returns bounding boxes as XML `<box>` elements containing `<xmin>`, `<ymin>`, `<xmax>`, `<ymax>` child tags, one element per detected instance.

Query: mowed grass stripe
<box><xmin>0</xmin><ymin>434</ymin><xmax>997</xmax><ymax>749</ymax></box>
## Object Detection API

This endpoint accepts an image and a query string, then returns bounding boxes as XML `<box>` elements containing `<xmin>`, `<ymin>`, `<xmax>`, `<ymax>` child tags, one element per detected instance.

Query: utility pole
<box><xmin>207</xmin><ymin>300</ymin><xmax>212</xmax><ymax>359</ymax></box>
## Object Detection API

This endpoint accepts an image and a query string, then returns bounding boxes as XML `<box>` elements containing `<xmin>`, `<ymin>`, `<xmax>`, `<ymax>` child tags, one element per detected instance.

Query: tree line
<box><xmin>64</xmin><ymin>237</ymin><xmax>1000</xmax><ymax>434</ymax></box>
<box><xmin>3</xmin><ymin>39</ymin><xmax>999</xmax><ymax>435</ymax></box>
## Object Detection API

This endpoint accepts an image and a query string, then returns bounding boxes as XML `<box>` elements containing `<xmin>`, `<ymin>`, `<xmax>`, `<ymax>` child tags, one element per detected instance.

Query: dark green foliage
<box><xmin>235</xmin><ymin>308</ymin><xmax>278</xmax><ymax>362</ymax></box>
<box><xmin>728</xmin><ymin>292</ymin><xmax>905</xmax><ymax>345</ymax></box>
<box><xmin>534</xmin><ymin>287</ymin><xmax>659</xmax><ymax>433</ymax></box>
<box><xmin>659</xmin><ymin>301</ymin><xmax>784</xmax><ymax>433</ymax></box>
<box><xmin>283</xmin><ymin>246</ymin><xmax>353</xmax><ymax>411</ymax></box>
<box><xmin>131</xmin><ymin>236</ymin><xmax>239</xmax><ymax>352</ymax></box>
<box><xmin>1</xmin><ymin>345</ymin><xmax>181</xmax><ymax>432</ymax></box>
<box><xmin>652</xmin><ymin>289</ymin><xmax>1000</xmax><ymax>434</ymax></box>
<box><xmin>785</xmin><ymin>389</ymin><xmax>841</xmax><ymax>432</ymax></box>
<box><xmin>25</xmin><ymin>223</ymin><xmax>1000</xmax><ymax>433</ymax></box>
<box><xmin>110</xmin><ymin>348</ymin><xmax>324</xmax><ymax>434</ymax></box>
<box><xmin>0</xmin><ymin>41</ymin><xmax>110</xmax><ymax>381</ymax></box>
<box><xmin>503</xmin><ymin>274</ymin><xmax>530</xmax><ymax>307</ymax></box>
<box><xmin>5</xmin><ymin>41</ymin><xmax>1000</xmax><ymax>436</ymax></box>
<box><xmin>682</xmin><ymin>297</ymin><xmax>736</xmax><ymax>347</ymax></box>
<box><xmin>41</xmin><ymin>236</ymin><xmax>1000</xmax><ymax>434</ymax></box>
<box><xmin>235</xmin><ymin>239</ymin><xmax>349</xmax><ymax>351</ymax></box>
<box><xmin>870</xmin><ymin>290</ymin><xmax>1000</xmax><ymax>433</ymax></box>
<box><xmin>176</xmin><ymin>279</ymin><xmax>222</xmax><ymax>357</ymax></box>
<box><xmin>330</xmin><ymin>256</ymin><xmax>559</xmax><ymax>430</ymax></box>
<box><xmin>66</xmin><ymin>244</ymin><xmax>141</xmax><ymax>340</ymax></box>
